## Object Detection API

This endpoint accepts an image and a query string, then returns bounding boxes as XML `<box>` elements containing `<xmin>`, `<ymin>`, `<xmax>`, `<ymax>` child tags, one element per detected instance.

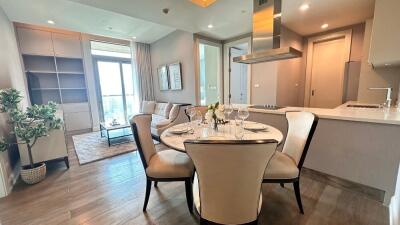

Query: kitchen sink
<box><xmin>346</xmin><ymin>104</ymin><xmax>381</xmax><ymax>109</ymax></box>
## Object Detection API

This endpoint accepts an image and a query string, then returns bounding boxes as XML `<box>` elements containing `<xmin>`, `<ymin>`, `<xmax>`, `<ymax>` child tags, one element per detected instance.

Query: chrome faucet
<box><xmin>368</xmin><ymin>87</ymin><xmax>393</xmax><ymax>107</ymax></box>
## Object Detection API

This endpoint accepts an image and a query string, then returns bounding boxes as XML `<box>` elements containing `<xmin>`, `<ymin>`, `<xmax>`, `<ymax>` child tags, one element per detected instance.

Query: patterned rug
<box><xmin>72</xmin><ymin>132</ymin><xmax>137</xmax><ymax>165</ymax></box>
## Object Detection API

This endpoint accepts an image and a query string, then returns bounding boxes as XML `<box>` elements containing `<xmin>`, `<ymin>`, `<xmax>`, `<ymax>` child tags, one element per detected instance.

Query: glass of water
<box><xmin>235</xmin><ymin>123</ymin><xmax>244</xmax><ymax>140</ymax></box>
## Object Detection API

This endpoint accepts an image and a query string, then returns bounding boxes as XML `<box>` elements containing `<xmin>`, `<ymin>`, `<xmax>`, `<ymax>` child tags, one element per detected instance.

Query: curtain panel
<box><xmin>132</xmin><ymin>42</ymin><xmax>155</xmax><ymax>102</ymax></box>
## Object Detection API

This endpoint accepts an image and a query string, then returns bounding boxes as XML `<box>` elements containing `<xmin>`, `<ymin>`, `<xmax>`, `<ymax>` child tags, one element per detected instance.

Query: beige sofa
<box><xmin>140</xmin><ymin>101</ymin><xmax>190</xmax><ymax>139</ymax></box>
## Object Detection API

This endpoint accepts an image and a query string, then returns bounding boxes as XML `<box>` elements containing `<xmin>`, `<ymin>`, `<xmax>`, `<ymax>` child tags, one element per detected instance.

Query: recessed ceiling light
<box><xmin>321</xmin><ymin>23</ymin><xmax>329</xmax><ymax>29</ymax></box>
<box><xmin>132</xmin><ymin>36</ymin><xmax>137</xmax><ymax>39</ymax></box>
<box><xmin>47</xmin><ymin>20</ymin><xmax>55</xmax><ymax>25</ymax></box>
<box><xmin>191</xmin><ymin>0</ymin><xmax>217</xmax><ymax>8</ymax></box>
<box><xmin>299</xmin><ymin>4</ymin><xmax>309</xmax><ymax>11</ymax></box>
<box><xmin>385</xmin><ymin>63</ymin><xmax>391</xmax><ymax>66</ymax></box>
<box><xmin>208</xmin><ymin>24</ymin><xmax>213</xmax><ymax>29</ymax></box>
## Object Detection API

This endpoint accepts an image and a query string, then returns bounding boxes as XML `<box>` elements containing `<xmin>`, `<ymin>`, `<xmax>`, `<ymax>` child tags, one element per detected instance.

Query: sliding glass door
<box><xmin>95</xmin><ymin>58</ymin><xmax>135</xmax><ymax>125</ymax></box>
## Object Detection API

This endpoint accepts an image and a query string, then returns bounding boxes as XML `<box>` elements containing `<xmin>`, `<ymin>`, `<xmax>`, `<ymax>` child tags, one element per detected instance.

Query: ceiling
<box><xmin>0</xmin><ymin>0</ymin><xmax>375</xmax><ymax>43</ymax></box>
<box><xmin>0</xmin><ymin>0</ymin><xmax>175</xmax><ymax>43</ymax></box>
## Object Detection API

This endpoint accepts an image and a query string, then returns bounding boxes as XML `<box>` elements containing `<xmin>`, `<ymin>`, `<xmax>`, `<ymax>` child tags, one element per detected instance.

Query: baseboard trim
<box><xmin>302</xmin><ymin>167</ymin><xmax>385</xmax><ymax>203</ymax></box>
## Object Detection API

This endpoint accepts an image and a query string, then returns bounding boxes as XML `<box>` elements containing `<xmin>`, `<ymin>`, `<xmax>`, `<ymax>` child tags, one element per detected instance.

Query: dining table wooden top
<box><xmin>160</xmin><ymin>121</ymin><xmax>284</xmax><ymax>152</ymax></box>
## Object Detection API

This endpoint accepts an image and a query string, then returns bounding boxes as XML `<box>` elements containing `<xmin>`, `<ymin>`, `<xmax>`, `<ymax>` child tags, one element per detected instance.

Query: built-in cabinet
<box><xmin>369</xmin><ymin>0</ymin><xmax>400</xmax><ymax>67</ymax></box>
<box><xmin>16</xmin><ymin>26</ymin><xmax>92</xmax><ymax>132</ymax></box>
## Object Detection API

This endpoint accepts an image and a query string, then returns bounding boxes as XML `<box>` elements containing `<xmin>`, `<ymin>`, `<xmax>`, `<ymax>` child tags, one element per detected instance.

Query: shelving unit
<box><xmin>24</xmin><ymin>55</ymin><xmax>88</xmax><ymax>105</ymax></box>
<box><xmin>17</xmin><ymin>25</ymin><xmax>92</xmax><ymax>132</ymax></box>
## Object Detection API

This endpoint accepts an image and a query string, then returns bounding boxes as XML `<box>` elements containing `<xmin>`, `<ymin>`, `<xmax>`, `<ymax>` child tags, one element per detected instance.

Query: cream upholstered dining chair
<box><xmin>130</xmin><ymin>114</ymin><xmax>195</xmax><ymax>212</ymax></box>
<box><xmin>184</xmin><ymin>139</ymin><xmax>278</xmax><ymax>225</ymax></box>
<box><xmin>263</xmin><ymin>111</ymin><xmax>319</xmax><ymax>214</ymax></box>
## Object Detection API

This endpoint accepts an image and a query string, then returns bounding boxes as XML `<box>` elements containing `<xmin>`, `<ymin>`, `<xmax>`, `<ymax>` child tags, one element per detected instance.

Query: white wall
<box><xmin>0</xmin><ymin>7</ymin><xmax>28</xmax><ymax>197</ymax></box>
<box><xmin>150</xmin><ymin>30</ymin><xmax>196</xmax><ymax>104</ymax></box>
<box><xmin>358</xmin><ymin>19</ymin><xmax>400</xmax><ymax>104</ymax></box>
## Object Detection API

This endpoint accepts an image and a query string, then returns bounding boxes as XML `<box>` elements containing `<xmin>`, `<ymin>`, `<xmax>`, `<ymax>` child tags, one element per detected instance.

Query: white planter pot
<box><xmin>20</xmin><ymin>163</ymin><xmax>46</xmax><ymax>184</ymax></box>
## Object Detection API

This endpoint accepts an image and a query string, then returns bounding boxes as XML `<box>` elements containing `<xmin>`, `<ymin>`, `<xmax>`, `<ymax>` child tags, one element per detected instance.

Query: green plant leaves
<box><xmin>0</xmin><ymin>88</ymin><xmax>63</xmax><ymax>151</ymax></box>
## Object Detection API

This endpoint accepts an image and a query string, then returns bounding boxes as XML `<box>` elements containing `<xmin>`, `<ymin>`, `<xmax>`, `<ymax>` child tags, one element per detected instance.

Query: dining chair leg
<box><xmin>185</xmin><ymin>179</ymin><xmax>193</xmax><ymax>213</ymax></box>
<box><xmin>154</xmin><ymin>181</ymin><xmax>158</xmax><ymax>188</ymax></box>
<box><xmin>280</xmin><ymin>183</ymin><xmax>284</xmax><ymax>188</ymax></box>
<box><xmin>143</xmin><ymin>179</ymin><xmax>152</xmax><ymax>211</ymax></box>
<box><xmin>293</xmin><ymin>180</ymin><xmax>304</xmax><ymax>214</ymax></box>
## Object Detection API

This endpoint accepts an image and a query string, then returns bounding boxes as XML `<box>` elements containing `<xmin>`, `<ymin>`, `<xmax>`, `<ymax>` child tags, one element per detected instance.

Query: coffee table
<box><xmin>100</xmin><ymin>123</ymin><xmax>133</xmax><ymax>146</ymax></box>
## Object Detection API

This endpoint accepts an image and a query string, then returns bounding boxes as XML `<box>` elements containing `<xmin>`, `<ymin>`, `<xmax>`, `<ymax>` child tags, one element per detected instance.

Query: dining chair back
<box><xmin>184</xmin><ymin>139</ymin><xmax>278</xmax><ymax>225</ymax></box>
<box><xmin>282</xmin><ymin>111</ymin><xmax>318</xmax><ymax>168</ymax></box>
<box><xmin>130</xmin><ymin>114</ymin><xmax>156</xmax><ymax>168</ymax></box>
<box><xmin>130</xmin><ymin>113</ymin><xmax>195</xmax><ymax>212</ymax></box>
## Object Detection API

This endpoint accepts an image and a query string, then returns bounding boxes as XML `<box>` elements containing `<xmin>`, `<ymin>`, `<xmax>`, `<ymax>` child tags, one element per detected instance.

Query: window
<box><xmin>91</xmin><ymin>41</ymin><xmax>139</xmax><ymax>125</ymax></box>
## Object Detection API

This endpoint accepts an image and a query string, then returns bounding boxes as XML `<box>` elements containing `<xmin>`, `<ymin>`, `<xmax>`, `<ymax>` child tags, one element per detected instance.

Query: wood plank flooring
<box><xmin>0</xmin><ymin>135</ymin><xmax>389</xmax><ymax>225</ymax></box>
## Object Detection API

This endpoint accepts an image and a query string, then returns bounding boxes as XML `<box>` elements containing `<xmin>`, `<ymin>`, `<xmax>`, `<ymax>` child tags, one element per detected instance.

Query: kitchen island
<box><xmin>246</xmin><ymin>102</ymin><xmax>400</xmax><ymax>205</ymax></box>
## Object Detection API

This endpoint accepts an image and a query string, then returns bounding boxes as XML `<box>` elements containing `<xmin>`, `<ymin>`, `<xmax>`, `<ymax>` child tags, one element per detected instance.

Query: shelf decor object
<box><xmin>0</xmin><ymin>88</ymin><xmax>63</xmax><ymax>184</ymax></box>
<box><xmin>168</xmin><ymin>62</ymin><xmax>182</xmax><ymax>90</ymax></box>
<box><xmin>158</xmin><ymin>65</ymin><xmax>169</xmax><ymax>91</ymax></box>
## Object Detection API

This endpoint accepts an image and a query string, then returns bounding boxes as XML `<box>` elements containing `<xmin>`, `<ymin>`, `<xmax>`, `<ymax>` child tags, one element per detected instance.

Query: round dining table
<box><xmin>160</xmin><ymin>121</ymin><xmax>284</xmax><ymax>152</ymax></box>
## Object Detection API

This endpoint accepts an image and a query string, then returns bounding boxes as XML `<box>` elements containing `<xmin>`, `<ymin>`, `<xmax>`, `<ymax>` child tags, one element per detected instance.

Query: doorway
<box><xmin>229</xmin><ymin>46</ymin><xmax>249</xmax><ymax>104</ymax></box>
<box><xmin>198</xmin><ymin>40</ymin><xmax>222</xmax><ymax>105</ymax></box>
<box><xmin>223</xmin><ymin>37</ymin><xmax>251</xmax><ymax>105</ymax></box>
<box><xmin>305</xmin><ymin>30</ymin><xmax>352</xmax><ymax>108</ymax></box>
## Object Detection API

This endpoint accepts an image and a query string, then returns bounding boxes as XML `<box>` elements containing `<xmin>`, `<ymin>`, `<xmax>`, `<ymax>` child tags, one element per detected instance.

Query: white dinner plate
<box><xmin>169</xmin><ymin>127</ymin><xmax>189</xmax><ymax>134</ymax></box>
<box><xmin>244</xmin><ymin>123</ymin><xmax>268</xmax><ymax>131</ymax></box>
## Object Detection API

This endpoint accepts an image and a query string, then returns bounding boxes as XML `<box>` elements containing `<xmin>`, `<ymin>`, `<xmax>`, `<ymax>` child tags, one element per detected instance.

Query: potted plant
<box><xmin>0</xmin><ymin>88</ymin><xmax>62</xmax><ymax>184</ymax></box>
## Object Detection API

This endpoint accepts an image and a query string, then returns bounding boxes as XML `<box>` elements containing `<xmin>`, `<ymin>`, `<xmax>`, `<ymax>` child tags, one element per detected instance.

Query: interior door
<box><xmin>229</xmin><ymin>48</ymin><xmax>248</xmax><ymax>104</ymax></box>
<box><xmin>309</xmin><ymin>37</ymin><xmax>346</xmax><ymax>108</ymax></box>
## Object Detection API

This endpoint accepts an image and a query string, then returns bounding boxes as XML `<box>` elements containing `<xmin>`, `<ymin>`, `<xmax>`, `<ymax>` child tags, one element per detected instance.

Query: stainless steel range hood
<box><xmin>233</xmin><ymin>0</ymin><xmax>302</xmax><ymax>64</ymax></box>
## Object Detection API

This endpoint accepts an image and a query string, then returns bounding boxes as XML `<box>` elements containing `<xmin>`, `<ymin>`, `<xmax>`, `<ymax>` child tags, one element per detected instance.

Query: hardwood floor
<box><xmin>0</xmin><ymin>135</ymin><xmax>389</xmax><ymax>225</ymax></box>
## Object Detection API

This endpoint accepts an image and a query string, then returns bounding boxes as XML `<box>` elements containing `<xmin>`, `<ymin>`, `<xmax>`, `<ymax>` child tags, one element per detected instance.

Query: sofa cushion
<box><xmin>141</xmin><ymin>101</ymin><xmax>156</xmax><ymax>114</ymax></box>
<box><xmin>169</xmin><ymin>104</ymin><xmax>180</xmax><ymax>121</ymax></box>
<box><xmin>151</xmin><ymin>114</ymin><xmax>171</xmax><ymax>129</ymax></box>
<box><xmin>154</xmin><ymin>102</ymin><xmax>172</xmax><ymax>118</ymax></box>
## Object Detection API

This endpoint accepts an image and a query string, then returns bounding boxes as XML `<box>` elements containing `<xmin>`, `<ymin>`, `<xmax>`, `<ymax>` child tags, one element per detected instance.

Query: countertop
<box><xmin>247</xmin><ymin>102</ymin><xmax>400</xmax><ymax>125</ymax></box>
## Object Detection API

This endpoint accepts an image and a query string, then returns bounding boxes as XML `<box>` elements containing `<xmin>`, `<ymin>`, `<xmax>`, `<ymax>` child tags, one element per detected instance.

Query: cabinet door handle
<box><xmin>311</xmin><ymin>90</ymin><xmax>315</xmax><ymax>96</ymax></box>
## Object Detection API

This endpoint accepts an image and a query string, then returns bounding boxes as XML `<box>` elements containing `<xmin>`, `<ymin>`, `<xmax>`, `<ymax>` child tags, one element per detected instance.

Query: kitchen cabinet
<box><xmin>52</xmin><ymin>33</ymin><xmax>82</xmax><ymax>58</ymax></box>
<box><xmin>369</xmin><ymin>0</ymin><xmax>400</xmax><ymax>67</ymax></box>
<box><xmin>17</xmin><ymin>24</ymin><xmax>92</xmax><ymax>132</ymax></box>
<box><xmin>17</xmin><ymin>28</ymin><xmax>54</xmax><ymax>56</ymax></box>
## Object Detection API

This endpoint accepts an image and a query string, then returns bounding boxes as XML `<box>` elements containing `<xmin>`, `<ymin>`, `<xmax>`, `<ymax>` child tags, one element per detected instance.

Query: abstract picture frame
<box><xmin>168</xmin><ymin>62</ymin><xmax>182</xmax><ymax>90</ymax></box>
<box><xmin>158</xmin><ymin>65</ymin><xmax>169</xmax><ymax>91</ymax></box>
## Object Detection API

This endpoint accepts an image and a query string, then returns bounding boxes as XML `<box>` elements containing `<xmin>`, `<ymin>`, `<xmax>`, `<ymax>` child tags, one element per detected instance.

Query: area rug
<box><xmin>72</xmin><ymin>132</ymin><xmax>137</xmax><ymax>165</ymax></box>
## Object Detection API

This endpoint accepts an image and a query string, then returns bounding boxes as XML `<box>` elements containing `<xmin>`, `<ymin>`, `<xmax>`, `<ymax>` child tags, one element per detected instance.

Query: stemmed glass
<box><xmin>193</xmin><ymin>110</ymin><xmax>203</xmax><ymax>138</ymax></box>
<box><xmin>224</xmin><ymin>103</ymin><xmax>233</xmax><ymax>123</ymax></box>
<box><xmin>237</xmin><ymin>107</ymin><xmax>249</xmax><ymax>124</ymax></box>
<box><xmin>186</xmin><ymin>106</ymin><xmax>196</xmax><ymax>132</ymax></box>
<box><xmin>224</xmin><ymin>103</ymin><xmax>234</xmax><ymax>133</ymax></box>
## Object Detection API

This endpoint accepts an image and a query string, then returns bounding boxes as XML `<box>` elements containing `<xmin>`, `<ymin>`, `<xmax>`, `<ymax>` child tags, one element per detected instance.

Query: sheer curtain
<box><xmin>131</xmin><ymin>42</ymin><xmax>155</xmax><ymax>108</ymax></box>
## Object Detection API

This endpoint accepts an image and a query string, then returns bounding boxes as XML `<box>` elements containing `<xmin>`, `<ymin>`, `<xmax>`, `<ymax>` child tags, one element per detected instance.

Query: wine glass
<box><xmin>186</xmin><ymin>106</ymin><xmax>196</xmax><ymax>132</ymax></box>
<box><xmin>193</xmin><ymin>110</ymin><xmax>202</xmax><ymax>138</ymax></box>
<box><xmin>237</xmin><ymin>107</ymin><xmax>249</xmax><ymax>124</ymax></box>
<box><xmin>224</xmin><ymin>103</ymin><xmax>233</xmax><ymax>123</ymax></box>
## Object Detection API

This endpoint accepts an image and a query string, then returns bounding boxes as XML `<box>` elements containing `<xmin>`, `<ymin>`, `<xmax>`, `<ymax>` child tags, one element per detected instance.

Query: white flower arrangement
<box><xmin>205</xmin><ymin>102</ymin><xmax>225</xmax><ymax>128</ymax></box>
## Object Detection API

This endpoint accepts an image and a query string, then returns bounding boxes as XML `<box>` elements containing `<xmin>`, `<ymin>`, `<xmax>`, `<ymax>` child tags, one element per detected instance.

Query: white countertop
<box><xmin>247</xmin><ymin>102</ymin><xmax>400</xmax><ymax>125</ymax></box>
